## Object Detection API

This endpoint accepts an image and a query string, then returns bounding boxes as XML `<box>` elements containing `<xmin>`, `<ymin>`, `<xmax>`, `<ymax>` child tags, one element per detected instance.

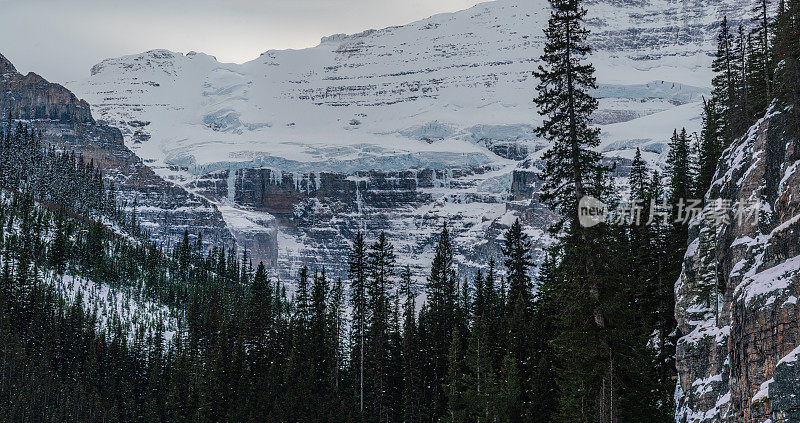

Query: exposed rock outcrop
<box><xmin>186</xmin><ymin>164</ymin><xmax>552</xmax><ymax>277</ymax></box>
<box><xmin>0</xmin><ymin>53</ymin><xmax>93</xmax><ymax>124</ymax></box>
<box><xmin>0</xmin><ymin>53</ymin><xmax>240</xmax><ymax>256</ymax></box>
<box><xmin>675</xmin><ymin>108</ymin><xmax>800</xmax><ymax>422</ymax></box>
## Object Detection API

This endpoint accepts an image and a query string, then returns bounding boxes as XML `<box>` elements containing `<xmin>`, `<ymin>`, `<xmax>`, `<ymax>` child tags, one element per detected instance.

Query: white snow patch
<box><xmin>739</xmin><ymin>255</ymin><xmax>800</xmax><ymax>306</ymax></box>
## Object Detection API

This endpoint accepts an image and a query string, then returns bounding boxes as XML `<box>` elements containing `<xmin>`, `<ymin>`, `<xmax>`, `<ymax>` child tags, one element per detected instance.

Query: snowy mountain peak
<box><xmin>74</xmin><ymin>0</ymin><xmax>748</xmax><ymax>175</ymax></box>
<box><xmin>68</xmin><ymin>0</ymin><xmax>751</xmax><ymax>276</ymax></box>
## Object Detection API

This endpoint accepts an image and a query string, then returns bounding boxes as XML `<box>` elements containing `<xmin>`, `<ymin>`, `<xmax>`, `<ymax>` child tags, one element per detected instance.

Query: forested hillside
<box><xmin>0</xmin><ymin>121</ymin><xmax>677</xmax><ymax>422</ymax></box>
<box><xmin>3</xmin><ymin>0</ymin><xmax>800</xmax><ymax>422</ymax></box>
<box><xmin>0</xmin><ymin>1</ymin><xmax>680</xmax><ymax>421</ymax></box>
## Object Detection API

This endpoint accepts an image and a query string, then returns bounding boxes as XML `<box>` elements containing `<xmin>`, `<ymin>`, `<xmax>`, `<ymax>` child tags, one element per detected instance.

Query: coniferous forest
<box><xmin>2</xmin><ymin>0</ymin><xmax>800</xmax><ymax>421</ymax></box>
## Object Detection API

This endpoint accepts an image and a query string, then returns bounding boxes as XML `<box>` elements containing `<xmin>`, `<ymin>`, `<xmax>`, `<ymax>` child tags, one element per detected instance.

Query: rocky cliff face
<box><xmin>0</xmin><ymin>54</ymin><xmax>93</xmax><ymax>124</ymax></box>
<box><xmin>185</xmin><ymin>164</ymin><xmax>551</xmax><ymax>276</ymax></box>
<box><xmin>675</xmin><ymin>108</ymin><xmax>800</xmax><ymax>422</ymax></box>
<box><xmin>0</xmin><ymin>52</ymin><xmax>240</xmax><ymax>253</ymax></box>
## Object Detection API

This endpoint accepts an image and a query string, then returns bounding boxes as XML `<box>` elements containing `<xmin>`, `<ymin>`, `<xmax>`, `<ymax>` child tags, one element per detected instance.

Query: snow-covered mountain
<box><xmin>68</xmin><ymin>0</ymin><xmax>751</xmax><ymax>276</ymax></box>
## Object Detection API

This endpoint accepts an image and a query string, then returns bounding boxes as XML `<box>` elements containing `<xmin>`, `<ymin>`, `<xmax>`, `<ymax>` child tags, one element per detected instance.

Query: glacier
<box><xmin>68</xmin><ymin>0</ymin><xmax>752</xmax><ymax>277</ymax></box>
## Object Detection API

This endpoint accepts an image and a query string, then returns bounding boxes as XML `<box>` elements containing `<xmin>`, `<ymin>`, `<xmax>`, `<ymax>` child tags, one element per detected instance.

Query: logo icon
<box><xmin>578</xmin><ymin>196</ymin><xmax>607</xmax><ymax>227</ymax></box>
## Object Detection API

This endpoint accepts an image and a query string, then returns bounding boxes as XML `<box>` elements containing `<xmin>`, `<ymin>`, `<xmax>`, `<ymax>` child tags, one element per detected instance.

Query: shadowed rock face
<box><xmin>0</xmin><ymin>53</ymin><xmax>93</xmax><ymax>124</ymax></box>
<box><xmin>675</xmin><ymin>109</ymin><xmax>800</xmax><ymax>422</ymax></box>
<box><xmin>0</xmin><ymin>53</ymin><xmax>239</xmax><ymax>257</ymax></box>
<box><xmin>186</xmin><ymin>164</ymin><xmax>550</xmax><ymax>279</ymax></box>
<box><xmin>0</xmin><ymin>54</ymin><xmax>15</xmax><ymax>75</ymax></box>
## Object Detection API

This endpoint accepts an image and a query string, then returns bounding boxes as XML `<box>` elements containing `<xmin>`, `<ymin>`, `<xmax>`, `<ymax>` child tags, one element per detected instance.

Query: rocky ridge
<box><xmin>0</xmin><ymin>52</ymin><xmax>239</xmax><ymax>253</ymax></box>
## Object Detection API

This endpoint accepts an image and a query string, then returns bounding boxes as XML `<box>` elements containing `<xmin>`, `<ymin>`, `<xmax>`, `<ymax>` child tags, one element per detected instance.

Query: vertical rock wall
<box><xmin>675</xmin><ymin>109</ymin><xmax>800</xmax><ymax>422</ymax></box>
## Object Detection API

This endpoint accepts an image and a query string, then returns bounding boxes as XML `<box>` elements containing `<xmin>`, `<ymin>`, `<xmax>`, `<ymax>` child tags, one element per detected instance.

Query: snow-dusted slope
<box><xmin>73</xmin><ymin>0</ymin><xmax>734</xmax><ymax>171</ymax></box>
<box><xmin>69</xmin><ymin>0</ymin><xmax>750</xmax><ymax>275</ymax></box>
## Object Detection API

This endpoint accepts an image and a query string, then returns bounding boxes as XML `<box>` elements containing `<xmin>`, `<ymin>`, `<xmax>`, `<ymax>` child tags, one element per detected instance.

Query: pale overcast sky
<box><xmin>0</xmin><ymin>0</ymin><xmax>484</xmax><ymax>84</ymax></box>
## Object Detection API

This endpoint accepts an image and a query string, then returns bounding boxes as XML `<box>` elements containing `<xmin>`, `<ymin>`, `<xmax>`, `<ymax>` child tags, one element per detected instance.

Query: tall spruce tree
<box><xmin>465</xmin><ymin>270</ymin><xmax>498</xmax><ymax>422</ymax></box>
<box><xmin>501</xmin><ymin>219</ymin><xmax>535</xmax><ymax>419</ymax></box>
<box><xmin>529</xmin><ymin>252</ymin><xmax>560</xmax><ymax>423</ymax></box>
<box><xmin>745</xmin><ymin>32</ymin><xmax>770</xmax><ymax>117</ymax></box>
<box><xmin>629</xmin><ymin>148</ymin><xmax>649</xmax><ymax>204</ymax></box>
<box><xmin>484</xmin><ymin>259</ymin><xmax>505</xmax><ymax>374</ymax></box>
<box><xmin>400</xmin><ymin>265</ymin><xmax>421</xmax><ymax>423</ymax></box>
<box><xmin>733</xmin><ymin>25</ymin><xmax>752</xmax><ymax>137</ymax></box>
<box><xmin>329</xmin><ymin>276</ymin><xmax>346</xmax><ymax>394</ymax></box>
<box><xmin>502</xmin><ymin>219</ymin><xmax>534</xmax><ymax>315</ymax></box>
<box><xmin>534</xmin><ymin>0</ymin><xmax>608</xmax><ymax>229</ymax></box>
<box><xmin>698</xmin><ymin>99</ymin><xmax>724</xmax><ymax>196</ymax></box>
<box><xmin>752</xmin><ymin>0</ymin><xmax>773</xmax><ymax>101</ymax></box>
<box><xmin>645</xmin><ymin>171</ymin><xmax>678</xmax><ymax>408</ymax></box>
<box><xmin>423</xmin><ymin>223</ymin><xmax>457</xmax><ymax>419</ymax></box>
<box><xmin>666</xmin><ymin>128</ymin><xmax>695</xmax><ymax>211</ymax></box>
<box><xmin>536</xmin><ymin>0</ymin><xmax>608</xmax><ymax>410</ymax></box>
<box><xmin>295</xmin><ymin>266</ymin><xmax>311</xmax><ymax>325</ymax></box>
<box><xmin>534</xmin><ymin>0</ymin><xmax>666</xmax><ymax>420</ymax></box>
<box><xmin>310</xmin><ymin>268</ymin><xmax>333</xmax><ymax>409</ymax></box>
<box><xmin>534</xmin><ymin>0</ymin><xmax>614</xmax><ymax>418</ymax></box>
<box><xmin>366</xmin><ymin>231</ymin><xmax>396</xmax><ymax>421</ymax></box>
<box><xmin>348</xmin><ymin>231</ymin><xmax>368</xmax><ymax>417</ymax></box>
<box><xmin>712</xmin><ymin>16</ymin><xmax>738</xmax><ymax>143</ymax></box>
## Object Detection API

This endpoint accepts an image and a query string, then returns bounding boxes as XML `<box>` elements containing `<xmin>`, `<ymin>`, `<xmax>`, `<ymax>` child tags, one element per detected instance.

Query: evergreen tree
<box><xmin>400</xmin><ymin>266</ymin><xmax>421</xmax><ymax>423</ymax></box>
<box><xmin>666</xmin><ymin>128</ymin><xmax>695</xmax><ymax>212</ymax></box>
<box><xmin>529</xmin><ymin>252</ymin><xmax>560</xmax><ymax>423</ymax></box>
<box><xmin>366</xmin><ymin>231</ymin><xmax>396</xmax><ymax>421</ymax></box>
<box><xmin>501</xmin><ymin>219</ymin><xmax>535</xmax><ymax>418</ymax></box>
<box><xmin>712</xmin><ymin>16</ymin><xmax>738</xmax><ymax>142</ymax></box>
<box><xmin>534</xmin><ymin>0</ymin><xmax>615</xmax><ymax>419</ymax></box>
<box><xmin>774</xmin><ymin>0</ymin><xmax>800</xmax><ymax>127</ymax></box>
<box><xmin>49</xmin><ymin>211</ymin><xmax>68</xmax><ymax>274</ymax></box>
<box><xmin>484</xmin><ymin>259</ymin><xmax>505</xmax><ymax>373</ymax></box>
<box><xmin>745</xmin><ymin>31</ymin><xmax>770</xmax><ymax>117</ymax></box>
<box><xmin>470</xmin><ymin>270</ymin><xmax>501</xmax><ymax>423</ymax></box>
<box><xmin>629</xmin><ymin>148</ymin><xmax>649</xmax><ymax>204</ymax></box>
<box><xmin>423</xmin><ymin>223</ymin><xmax>457</xmax><ymax>419</ymax></box>
<box><xmin>698</xmin><ymin>98</ymin><xmax>725</xmax><ymax>196</ymax></box>
<box><xmin>295</xmin><ymin>265</ymin><xmax>311</xmax><ymax>325</ymax></box>
<box><xmin>329</xmin><ymin>276</ymin><xmax>346</xmax><ymax>394</ymax></box>
<box><xmin>732</xmin><ymin>25</ymin><xmax>752</xmax><ymax>136</ymax></box>
<box><xmin>496</xmin><ymin>353</ymin><xmax>522</xmax><ymax>423</ymax></box>
<box><xmin>446</xmin><ymin>326</ymin><xmax>469</xmax><ymax>423</ymax></box>
<box><xmin>534</xmin><ymin>1</ymin><xmax>666</xmax><ymax>420</ymax></box>
<box><xmin>348</xmin><ymin>231</ymin><xmax>368</xmax><ymax>417</ymax></box>
<box><xmin>642</xmin><ymin>173</ymin><xmax>679</xmax><ymax>417</ymax></box>
<box><xmin>751</xmin><ymin>0</ymin><xmax>773</xmax><ymax>102</ymax></box>
<box><xmin>310</xmin><ymin>268</ymin><xmax>333</xmax><ymax>409</ymax></box>
<box><xmin>246</xmin><ymin>262</ymin><xmax>272</xmax><ymax>341</ymax></box>
<box><xmin>502</xmin><ymin>219</ymin><xmax>534</xmax><ymax>316</ymax></box>
<box><xmin>534</xmin><ymin>0</ymin><xmax>608</xmax><ymax>230</ymax></box>
<box><xmin>666</xmin><ymin>127</ymin><xmax>696</xmax><ymax>288</ymax></box>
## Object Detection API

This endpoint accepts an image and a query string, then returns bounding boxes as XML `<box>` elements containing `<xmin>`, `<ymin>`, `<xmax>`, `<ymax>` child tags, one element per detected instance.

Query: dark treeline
<box><xmin>0</xmin><ymin>112</ymin><xmax>677</xmax><ymax>422</ymax></box>
<box><xmin>0</xmin><ymin>118</ymin><xmax>121</xmax><ymax>223</ymax></box>
<box><xmin>0</xmin><ymin>178</ymin><xmax>672</xmax><ymax>423</ymax></box>
<box><xmin>2</xmin><ymin>0</ymin><xmax>798</xmax><ymax>422</ymax></box>
<box><xmin>699</xmin><ymin>0</ymin><xmax>800</xmax><ymax>197</ymax></box>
